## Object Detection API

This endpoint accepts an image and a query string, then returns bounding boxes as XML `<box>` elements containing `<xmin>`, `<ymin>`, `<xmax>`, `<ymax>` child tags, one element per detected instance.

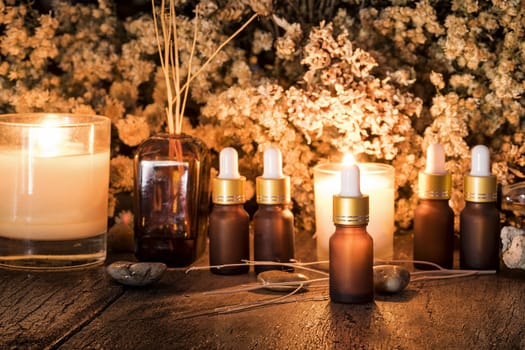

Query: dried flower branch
<box><xmin>151</xmin><ymin>0</ymin><xmax>257</xmax><ymax>135</ymax></box>
<box><xmin>0</xmin><ymin>0</ymin><xmax>522</xmax><ymax>231</ymax></box>
<box><xmin>151</xmin><ymin>0</ymin><xmax>181</xmax><ymax>134</ymax></box>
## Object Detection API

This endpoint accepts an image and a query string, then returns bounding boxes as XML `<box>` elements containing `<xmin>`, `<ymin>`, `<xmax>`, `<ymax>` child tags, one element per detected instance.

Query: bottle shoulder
<box><xmin>210</xmin><ymin>204</ymin><xmax>249</xmax><ymax>217</ymax></box>
<box><xmin>253</xmin><ymin>205</ymin><xmax>294</xmax><ymax>225</ymax></box>
<box><xmin>416</xmin><ymin>199</ymin><xmax>454</xmax><ymax>215</ymax></box>
<box><xmin>330</xmin><ymin>225</ymin><xmax>373</xmax><ymax>243</ymax></box>
<box><xmin>332</xmin><ymin>225</ymin><xmax>371</xmax><ymax>235</ymax></box>
<box><xmin>461</xmin><ymin>201</ymin><xmax>499</xmax><ymax>216</ymax></box>
<box><xmin>254</xmin><ymin>204</ymin><xmax>293</xmax><ymax>215</ymax></box>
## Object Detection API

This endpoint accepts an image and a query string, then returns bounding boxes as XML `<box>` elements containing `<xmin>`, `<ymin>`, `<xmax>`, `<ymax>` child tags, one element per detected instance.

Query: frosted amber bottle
<box><xmin>330</xmin><ymin>222</ymin><xmax>374</xmax><ymax>304</ymax></box>
<box><xmin>209</xmin><ymin>147</ymin><xmax>250</xmax><ymax>274</ymax></box>
<box><xmin>209</xmin><ymin>203</ymin><xmax>250</xmax><ymax>274</ymax></box>
<box><xmin>413</xmin><ymin>199</ymin><xmax>455</xmax><ymax>269</ymax></box>
<box><xmin>253</xmin><ymin>203</ymin><xmax>295</xmax><ymax>274</ymax></box>
<box><xmin>329</xmin><ymin>159</ymin><xmax>373</xmax><ymax>304</ymax></box>
<box><xmin>413</xmin><ymin>144</ymin><xmax>454</xmax><ymax>269</ymax></box>
<box><xmin>460</xmin><ymin>145</ymin><xmax>500</xmax><ymax>270</ymax></box>
<box><xmin>253</xmin><ymin>147</ymin><xmax>295</xmax><ymax>274</ymax></box>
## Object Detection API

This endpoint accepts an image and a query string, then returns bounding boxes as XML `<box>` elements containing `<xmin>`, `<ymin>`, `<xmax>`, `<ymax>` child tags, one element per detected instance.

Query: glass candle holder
<box><xmin>314</xmin><ymin>162</ymin><xmax>395</xmax><ymax>262</ymax></box>
<box><xmin>0</xmin><ymin>113</ymin><xmax>111</xmax><ymax>270</ymax></box>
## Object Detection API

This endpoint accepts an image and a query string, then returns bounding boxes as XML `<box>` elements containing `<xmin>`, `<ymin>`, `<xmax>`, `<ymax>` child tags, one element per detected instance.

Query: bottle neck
<box><xmin>257</xmin><ymin>203</ymin><xmax>287</xmax><ymax>209</ymax></box>
<box><xmin>334</xmin><ymin>224</ymin><xmax>368</xmax><ymax>231</ymax></box>
<box><xmin>419</xmin><ymin>198</ymin><xmax>450</xmax><ymax>204</ymax></box>
<box><xmin>465</xmin><ymin>201</ymin><xmax>496</xmax><ymax>208</ymax></box>
<box><xmin>213</xmin><ymin>203</ymin><xmax>245</xmax><ymax>208</ymax></box>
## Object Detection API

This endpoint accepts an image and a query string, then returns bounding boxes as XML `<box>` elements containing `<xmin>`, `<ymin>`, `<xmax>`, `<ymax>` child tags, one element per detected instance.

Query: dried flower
<box><xmin>115</xmin><ymin>115</ymin><xmax>150</xmax><ymax>147</ymax></box>
<box><xmin>0</xmin><ymin>0</ymin><xmax>522</xmax><ymax>231</ymax></box>
<box><xmin>110</xmin><ymin>155</ymin><xmax>134</xmax><ymax>191</ymax></box>
<box><xmin>245</xmin><ymin>0</ymin><xmax>272</xmax><ymax>17</ymax></box>
<box><xmin>429</xmin><ymin>71</ymin><xmax>445</xmax><ymax>90</ymax></box>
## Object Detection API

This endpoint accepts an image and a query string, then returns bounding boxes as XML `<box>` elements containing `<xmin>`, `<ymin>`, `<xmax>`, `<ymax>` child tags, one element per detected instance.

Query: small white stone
<box><xmin>107</xmin><ymin>261</ymin><xmax>167</xmax><ymax>287</ymax></box>
<box><xmin>501</xmin><ymin>226</ymin><xmax>525</xmax><ymax>270</ymax></box>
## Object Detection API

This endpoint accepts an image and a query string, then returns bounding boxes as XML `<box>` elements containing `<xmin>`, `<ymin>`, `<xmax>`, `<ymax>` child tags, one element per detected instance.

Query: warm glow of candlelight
<box><xmin>31</xmin><ymin>120</ymin><xmax>64</xmax><ymax>157</ymax></box>
<box><xmin>314</xmin><ymin>160</ymin><xmax>395</xmax><ymax>261</ymax></box>
<box><xmin>342</xmin><ymin>153</ymin><xmax>355</xmax><ymax>166</ymax></box>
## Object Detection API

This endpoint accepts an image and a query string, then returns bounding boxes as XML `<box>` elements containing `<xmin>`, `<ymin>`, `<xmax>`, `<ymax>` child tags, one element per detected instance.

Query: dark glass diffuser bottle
<box><xmin>413</xmin><ymin>144</ymin><xmax>454</xmax><ymax>269</ymax></box>
<box><xmin>133</xmin><ymin>133</ymin><xmax>211</xmax><ymax>266</ymax></box>
<box><xmin>209</xmin><ymin>147</ymin><xmax>250</xmax><ymax>275</ymax></box>
<box><xmin>330</xmin><ymin>158</ymin><xmax>374</xmax><ymax>304</ymax></box>
<box><xmin>460</xmin><ymin>145</ymin><xmax>500</xmax><ymax>270</ymax></box>
<box><xmin>253</xmin><ymin>147</ymin><xmax>295</xmax><ymax>274</ymax></box>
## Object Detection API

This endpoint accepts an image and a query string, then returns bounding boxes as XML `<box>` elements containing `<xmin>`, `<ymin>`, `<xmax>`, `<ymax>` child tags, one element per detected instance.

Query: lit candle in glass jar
<box><xmin>0</xmin><ymin>113</ymin><xmax>110</xmax><ymax>270</ymax></box>
<box><xmin>314</xmin><ymin>157</ymin><xmax>395</xmax><ymax>261</ymax></box>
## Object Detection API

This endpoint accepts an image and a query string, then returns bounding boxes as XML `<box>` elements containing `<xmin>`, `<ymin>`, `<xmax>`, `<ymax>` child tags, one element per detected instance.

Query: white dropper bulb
<box><xmin>470</xmin><ymin>145</ymin><xmax>491</xmax><ymax>176</ymax></box>
<box><xmin>218</xmin><ymin>147</ymin><xmax>241</xmax><ymax>179</ymax></box>
<box><xmin>340</xmin><ymin>154</ymin><xmax>362</xmax><ymax>197</ymax></box>
<box><xmin>424</xmin><ymin>143</ymin><xmax>447</xmax><ymax>175</ymax></box>
<box><xmin>262</xmin><ymin>147</ymin><xmax>284</xmax><ymax>179</ymax></box>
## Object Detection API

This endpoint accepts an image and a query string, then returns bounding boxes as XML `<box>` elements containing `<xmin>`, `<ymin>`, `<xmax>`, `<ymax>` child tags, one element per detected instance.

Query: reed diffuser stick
<box><xmin>151</xmin><ymin>0</ymin><xmax>257</xmax><ymax>135</ymax></box>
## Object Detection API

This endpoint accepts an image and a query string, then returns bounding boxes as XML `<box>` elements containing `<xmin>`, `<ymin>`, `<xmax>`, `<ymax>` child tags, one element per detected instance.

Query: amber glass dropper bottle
<box><xmin>413</xmin><ymin>143</ymin><xmax>454</xmax><ymax>269</ymax></box>
<box><xmin>330</xmin><ymin>155</ymin><xmax>374</xmax><ymax>304</ymax></box>
<box><xmin>209</xmin><ymin>147</ymin><xmax>250</xmax><ymax>275</ymax></box>
<box><xmin>253</xmin><ymin>147</ymin><xmax>295</xmax><ymax>274</ymax></box>
<box><xmin>460</xmin><ymin>145</ymin><xmax>500</xmax><ymax>270</ymax></box>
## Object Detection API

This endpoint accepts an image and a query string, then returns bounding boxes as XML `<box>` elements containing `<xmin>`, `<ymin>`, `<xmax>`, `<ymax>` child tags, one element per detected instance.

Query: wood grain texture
<box><xmin>0</xmin><ymin>268</ymin><xmax>123</xmax><ymax>349</ymax></box>
<box><xmin>1</xmin><ymin>231</ymin><xmax>524</xmax><ymax>350</ymax></box>
<box><xmin>58</xmin><ymin>271</ymin><xmax>525</xmax><ymax>350</ymax></box>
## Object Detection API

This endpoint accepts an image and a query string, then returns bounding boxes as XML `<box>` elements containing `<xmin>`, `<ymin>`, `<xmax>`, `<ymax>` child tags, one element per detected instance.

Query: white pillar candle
<box><xmin>314</xmin><ymin>162</ymin><xmax>395</xmax><ymax>261</ymax></box>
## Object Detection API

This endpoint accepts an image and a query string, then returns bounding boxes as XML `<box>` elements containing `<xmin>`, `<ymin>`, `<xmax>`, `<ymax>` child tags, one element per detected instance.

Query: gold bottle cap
<box><xmin>256</xmin><ymin>176</ymin><xmax>290</xmax><ymax>204</ymax></box>
<box><xmin>333</xmin><ymin>195</ymin><xmax>369</xmax><ymax>225</ymax></box>
<box><xmin>418</xmin><ymin>172</ymin><xmax>451</xmax><ymax>199</ymax></box>
<box><xmin>464</xmin><ymin>145</ymin><xmax>497</xmax><ymax>202</ymax></box>
<box><xmin>464</xmin><ymin>175</ymin><xmax>497</xmax><ymax>202</ymax></box>
<box><xmin>212</xmin><ymin>177</ymin><xmax>246</xmax><ymax>204</ymax></box>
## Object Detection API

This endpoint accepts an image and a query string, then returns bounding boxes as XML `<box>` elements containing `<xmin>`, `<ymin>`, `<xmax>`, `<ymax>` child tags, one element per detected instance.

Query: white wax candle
<box><xmin>314</xmin><ymin>162</ymin><xmax>395</xmax><ymax>260</ymax></box>
<box><xmin>0</xmin><ymin>150</ymin><xmax>110</xmax><ymax>240</ymax></box>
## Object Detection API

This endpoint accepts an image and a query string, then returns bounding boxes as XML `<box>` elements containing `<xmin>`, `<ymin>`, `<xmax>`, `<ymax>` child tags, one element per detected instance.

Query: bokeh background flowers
<box><xmin>1</xmin><ymin>0</ymin><xmax>523</xmax><ymax>235</ymax></box>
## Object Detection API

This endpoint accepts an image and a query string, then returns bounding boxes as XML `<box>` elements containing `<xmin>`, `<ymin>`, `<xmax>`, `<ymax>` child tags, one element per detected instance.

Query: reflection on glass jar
<box><xmin>134</xmin><ymin>133</ymin><xmax>211</xmax><ymax>267</ymax></box>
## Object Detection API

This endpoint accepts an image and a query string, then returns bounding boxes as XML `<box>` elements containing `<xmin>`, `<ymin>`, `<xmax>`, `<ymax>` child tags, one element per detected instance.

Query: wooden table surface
<box><xmin>1</xmin><ymin>230</ymin><xmax>524</xmax><ymax>350</ymax></box>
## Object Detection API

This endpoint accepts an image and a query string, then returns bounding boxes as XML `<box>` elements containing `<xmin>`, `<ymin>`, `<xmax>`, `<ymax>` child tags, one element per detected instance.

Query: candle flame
<box><xmin>30</xmin><ymin>118</ymin><xmax>64</xmax><ymax>157</ymax></box>
<box><xmin>342</xmin><ymin>153</ymin><xmax>355</xmax><ymax>166</ymax></box>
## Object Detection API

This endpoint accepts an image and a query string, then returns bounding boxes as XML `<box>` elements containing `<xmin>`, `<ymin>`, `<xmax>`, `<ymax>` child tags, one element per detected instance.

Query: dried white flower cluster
<box><xmin>0</xmin><ymin>0</ymin><xmax>523</xmax><ymax>233</ymax></box>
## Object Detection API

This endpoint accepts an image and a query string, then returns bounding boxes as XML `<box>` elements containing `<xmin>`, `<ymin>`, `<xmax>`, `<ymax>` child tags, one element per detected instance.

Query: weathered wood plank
<box><xmin>1</xmin><ymin>231</ymin><xmax>523</xmax><ymax>349</ymax></box>
<box><xmin>58</xmin><ymin>232</ymin><xmax>525</xmax><ymax>350</ymax></box>
<box><xmin>0</xmin><ymin>268</ymin><xmax>124</xmax><ymax>350</ymax></box>
<box><xmin>58</xmin><ymin>270</ymin><xmax>525</xmax><ymax>349</ymax></box>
